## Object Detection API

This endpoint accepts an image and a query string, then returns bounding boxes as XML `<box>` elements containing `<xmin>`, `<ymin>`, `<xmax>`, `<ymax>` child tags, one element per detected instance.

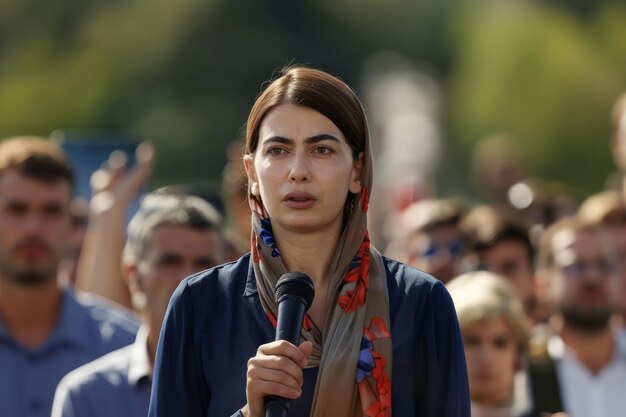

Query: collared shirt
<box><xmin>549</xmin><ymin>331</ymin><xmax>626</xmax><ymax>417</ymax></box>
<box><xmin>51</xmin><ymin>326</ymin><xmax>152</xmax><ymax>417</ymax></box>
<box><xmin>0</xmin><ymin>290</ymin><xmax>139</xmax><ymax>417</ymax></box>
<box><xmin>148</xmin><ymin>253</ymin><xmax>471</xmax><ymax>417</ymax></box>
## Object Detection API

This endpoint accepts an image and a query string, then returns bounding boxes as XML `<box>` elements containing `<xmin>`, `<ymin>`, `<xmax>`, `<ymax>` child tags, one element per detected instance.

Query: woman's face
<box><xmin>462</xmin><ymin>316</ymin><xmax>519</xmax><ymax>407</ymax></box>
<box><xmin>245</xmin><ymin>103</ymin><xmax>362</xmax><ymax>236</ymax></box>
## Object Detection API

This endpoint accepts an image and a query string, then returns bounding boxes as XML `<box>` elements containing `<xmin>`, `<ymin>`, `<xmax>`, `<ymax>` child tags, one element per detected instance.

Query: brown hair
<box><xmin>0</xmin><ymin>136</ymin><xmax>73</xmax><ymax>187</ymax></box>
<box><xmin>536</xmin><ymin>216</ymin><xmax>612</xmax><ymax>270</ymax></box>
<box><xmin>245</xmin><ymin>66</ymin><xmax>367</xmax><ymax>159</ymax></box>
<box><xmin>462</xmin><ymin>205</ymin><xmax>534</xmax><ymax>264</ymax></box>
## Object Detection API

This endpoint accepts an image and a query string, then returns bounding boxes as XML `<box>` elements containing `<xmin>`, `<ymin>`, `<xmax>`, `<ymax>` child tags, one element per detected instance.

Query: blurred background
<box><xmin>2</xmin><ymin>0</ymin><xmax>626</xmax><ymax>205</ymax></box>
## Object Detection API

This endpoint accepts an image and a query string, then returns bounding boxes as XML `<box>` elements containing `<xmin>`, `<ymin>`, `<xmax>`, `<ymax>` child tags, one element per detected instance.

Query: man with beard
<box><xmin>51</xmin><ymin>192</ymin><xmax>225</xmax><ymax>417</ymax></box>
<box><xmin>532</xmin><ymin>217</ymin><xmax>626</xmax><ymax>417</ymax></box>
<box><xmin>0</xmin><ymin>137</ymin><xmax>139</xmax><ymax>417</ymax></box>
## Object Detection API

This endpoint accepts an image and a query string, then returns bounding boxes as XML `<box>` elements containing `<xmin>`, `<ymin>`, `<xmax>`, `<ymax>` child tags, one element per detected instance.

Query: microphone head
<box><xmin>275</xmin><ymin>272</ymin><xmax>315</xmax><ymax>310</ymax></box>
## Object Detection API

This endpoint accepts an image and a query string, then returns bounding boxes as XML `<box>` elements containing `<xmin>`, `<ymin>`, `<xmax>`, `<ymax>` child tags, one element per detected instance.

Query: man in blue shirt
<box><xmin>51</xmin><ymin>192</ymin><xmax>226</xmax><ymax>417</ymax></box>
<box><xmin>0</xmin><ymin>136</ymin><xmax>139</xmax><ymax>417</ymax></box>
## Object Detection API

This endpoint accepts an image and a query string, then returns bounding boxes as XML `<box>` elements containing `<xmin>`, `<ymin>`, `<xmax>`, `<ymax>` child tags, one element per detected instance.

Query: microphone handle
<box><xmin>264</xmin><ymin>296</ymin><xmax>307</xmax><ymax>417</ymax></box>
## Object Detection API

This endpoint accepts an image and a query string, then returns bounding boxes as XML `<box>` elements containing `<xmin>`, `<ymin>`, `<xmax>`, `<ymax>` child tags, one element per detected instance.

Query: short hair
<box><xmin>0</xmin><ymin>136</ymin><xmax>73</xmax><ymax>187</ymax></box>
<box><xmin>447</xmin><ymin>271</ymin><xmax>529</xmax><ymax>355</ymax></box>
<box><xmin>578</xmin><ymin>190</ymin><xmax>626</xmax><ymax>227</ymax></box>
<box><xmin>398</xmin><ymin>198</ymin><xmax>466</xmax><ymax>235</ymax></box>
<box><xmin>537</xmin><ymin>216</ymin><xmax>610</xmax><ymax>270</ymax></box>
<box><xmin>124</xmin><ymin>191</ymin><xmax>223</xmax><ymax>262</ymax></box>
<box><xmin>462</xmin><ymin>205</ymin><xmax>534</xmax><ymax>264</ymax></box>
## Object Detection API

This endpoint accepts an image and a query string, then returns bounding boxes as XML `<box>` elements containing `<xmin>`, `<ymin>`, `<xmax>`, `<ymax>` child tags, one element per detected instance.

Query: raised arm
<box><xmin>74</xmin><ymin>142</ymin><xmax>155</xmax><ymax>308</ymax></box>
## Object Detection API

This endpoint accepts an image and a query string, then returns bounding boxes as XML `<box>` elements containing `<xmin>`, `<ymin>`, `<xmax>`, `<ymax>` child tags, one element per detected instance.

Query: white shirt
<box><xmin>549</xmin><ymin>331</ymin><xmax>626</xmax><ymax>417</ymax></box>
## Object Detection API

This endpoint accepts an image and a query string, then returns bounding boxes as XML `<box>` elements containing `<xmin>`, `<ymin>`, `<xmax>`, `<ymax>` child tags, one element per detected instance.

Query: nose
<box><xmin>476</xmin><ymin>345</ymin><xmax>491</xmax><ymax>364</ymax></box>
<box><xmin>289</xmin><ymin>152</ymin><xmax>310</xmax><ymax>183</ymax></box>
<box><xmin>23</xmin><ymin>213</ymin><xmax>44</xmax><ymax>234</ymax></box>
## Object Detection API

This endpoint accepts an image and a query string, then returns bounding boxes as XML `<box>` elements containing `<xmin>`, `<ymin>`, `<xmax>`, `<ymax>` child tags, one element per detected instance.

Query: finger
<box><xmin>90</xmin><ymin>169</ymin><xmax>111</xmax><ymax>193</ymax></box>
<box><xmin>108</xmin><ymin>150</ymin><xmax>127</xmax><ymax>170</ymax></box>
<box><xmin>248</xmin><ymin>359</ymin><xmax>304</xmax><ymax>389</ymax></box>
<box><xmin>135</xmin><ymin>142</ymin><xmax>155</xmax><ymax>165</ymax></box>
<box><xmin>121</xmin><ymin>143</ymin><xmax>155</xmax><ymax>192</ymax></box>
<box><xmin>298</xmin><ymin>341</ymin><xmax>313</xmax><ymax>367</ymax></box>
<box><xmin>249</xmin><ymin>353</ymin><xmax>305</xmax><ymax>386</ymax></box>
<box><xmin>249</xmin><ymin>379</ymin><xmax>301</xmax><ymax>400</ymax></box>
<box><xmin>259</xmin><ymin>340</ymin><xmax>308</xmax><ymax>367</ymax></box>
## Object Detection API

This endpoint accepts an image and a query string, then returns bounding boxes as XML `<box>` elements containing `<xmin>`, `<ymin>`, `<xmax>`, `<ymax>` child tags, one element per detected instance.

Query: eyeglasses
<box><xmin>559</xmin><ymin>260</ymin><xmax>616</xmax><ymax>279</ymax></box>
<box><xmin>420</xmin><ymin>240</ymin><xmax>464</xmax><ymax>259</ymax></box>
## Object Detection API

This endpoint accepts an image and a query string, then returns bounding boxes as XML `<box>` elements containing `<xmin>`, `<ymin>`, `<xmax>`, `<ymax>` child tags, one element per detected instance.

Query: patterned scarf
<box><xmin>249</xmin><ymin>130</ymin><xmax>393</xmax><ymax>417</ymax></box>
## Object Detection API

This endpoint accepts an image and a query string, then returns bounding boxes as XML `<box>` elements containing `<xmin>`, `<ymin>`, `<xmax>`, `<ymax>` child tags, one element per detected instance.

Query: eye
<box><xmin>314</xmin><ymin>146</ymin><xmax>333</xmax><ymax>155</ymax></box>
<box><xmin>157</xmin><ymin>253</ymin><xmax>184</xmax><ymax>268</ymax></box>
<box><xmin>195</xmin><ymin>257</ymin><xmax>217</xmax><ymax>270</ymax></box>
<box><xmin>266</xmin><ymin>147</ymin><xmax>287</xmax><ymax>156</ymax></box>
<box><xmin>493</xmin><ymin>336</ymin><xmax>512</xmax><ymax>349</ymax></box>
<box><xmin>463</xmin><ymin>335</ymin><xmax>480</xmax><ymax>347</ymax></box>
<box><xmin>4</xmin><ymin>201</ymin><xmax>28</xmax><ymax>216</ymax></box>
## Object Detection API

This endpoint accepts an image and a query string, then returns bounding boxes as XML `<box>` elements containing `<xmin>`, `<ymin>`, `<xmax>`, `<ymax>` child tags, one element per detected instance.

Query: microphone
<box><xmin>264</xmin><ymin>272</ymin><xmax>315</xmax><ymax>417</ymax></box>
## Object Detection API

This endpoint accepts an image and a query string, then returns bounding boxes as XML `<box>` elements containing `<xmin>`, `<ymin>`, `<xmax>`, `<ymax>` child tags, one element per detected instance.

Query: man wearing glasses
<box><xmin>532</xmin><ymin>217</ymin><xmax>626</xmax><ymax>417</ymax></box>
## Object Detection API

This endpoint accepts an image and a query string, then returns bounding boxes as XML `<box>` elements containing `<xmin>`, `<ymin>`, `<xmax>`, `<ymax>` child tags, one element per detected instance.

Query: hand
<box><xmin>241</xmin><ymin>340</ymin><xmax>313</xmax><ymax>417</ymax></box>
<box><xmin>89</xmin><ymin>142</ymin><xmax>155</xmax><ymax>214</ymax></box>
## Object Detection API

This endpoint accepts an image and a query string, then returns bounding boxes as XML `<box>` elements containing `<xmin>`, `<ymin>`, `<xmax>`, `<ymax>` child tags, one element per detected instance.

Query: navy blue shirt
<box><xmin>0</xmin><ymin>290</ymin><xmax>139</xmax><ymax>417</ymax></box>
<box><xmin>149</xmin><ymin>254</ymin><xmax>470</xmax><ymax>417</ymax></box>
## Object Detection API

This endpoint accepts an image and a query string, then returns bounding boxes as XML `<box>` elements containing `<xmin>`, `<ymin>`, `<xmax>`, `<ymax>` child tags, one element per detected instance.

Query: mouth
<box><xmin>14</xmin><ymin>242</ymin><xmax>51</xmax><ymax>258</ymax></box>
<box><xmin>283</xmin><ymin>192</ymin><xmax>316</xmax><ymax>208</ymax></box>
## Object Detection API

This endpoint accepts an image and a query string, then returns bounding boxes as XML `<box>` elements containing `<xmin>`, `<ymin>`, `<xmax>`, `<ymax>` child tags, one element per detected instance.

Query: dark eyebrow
<box><xmin>262</xmin><ymin>134</ymin><xmax>341</xmax><ymax>146</ymax></box>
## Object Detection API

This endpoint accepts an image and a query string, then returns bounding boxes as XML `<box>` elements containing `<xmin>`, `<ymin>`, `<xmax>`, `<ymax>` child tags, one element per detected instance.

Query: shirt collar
<box><xmin>549</xmin><ymin>330</ymin><xmax>626</xmax><ymax>363</ymax></box>
<box><xmin>49</xmin><ymin>289</ymin><xmax>96</xmax><ymax>350</ymax></box>
<box><xmin>243</xmin><ymin>256</ymin><xmax>258</xmax><ymax>297</ymax></box>
<box><xmin>127</xmin><ymin>326</ymin><xmax>152</xmax><ymax>387</ymax></box>
<box><xmin>0</xmin><ymin>289</ymin><xmax>92</xmax><ymax>352</ymax></box>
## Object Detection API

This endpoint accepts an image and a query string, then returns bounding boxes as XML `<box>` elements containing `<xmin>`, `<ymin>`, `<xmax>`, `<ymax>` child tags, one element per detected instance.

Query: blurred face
<box><xmin>479</xmin><ymin>240</ymin><xmax>535</xmax><ymax>310</ymax></box>
<box><xmin>407</xmin><ymin>224</ymin><xmax>463</xmax><ymax>283</ymax></box>
<box><xmin>245</xmin><ymin>103</ymin><xmax>362</xmax><ymax>236</ymax></box>
<box><xmin>132</xmin><ymin>225</ymin><xmax>222</xmax><ymax>325</ymax></box>
<box><xmin>550</xmin><ymin>229</ymin><xmax>619</xmax><ymax>332</ymax></box>
<box><xmin>463</xmin><ymin>317</ymin><xmax>518</xmax><ymax>407</ymax></box>
<box><xmin>0</xmin><ymin>170</ymin><xmax>72</xmax><ymax>285</ymax></box>
<box><xmin>609</xmin><ymin>226</ymin><xmax>626</xmax><ymax>316</ymax></box>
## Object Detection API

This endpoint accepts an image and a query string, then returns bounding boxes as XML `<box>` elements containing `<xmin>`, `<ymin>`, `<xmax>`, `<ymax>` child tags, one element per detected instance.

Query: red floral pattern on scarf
<box><xmin>358</xmin><ymin>318</ymin><xmax>392</xmax><ymax>417</ymax></box>
<box><xmin>338</xmin><ymin>232</ymin><xmax>371</xmax><ymax>312</ymax></box>
<box><xmin>251</xmin><ymin>237</ymin><xmax>261</xmax><ymax>264</ymax></box>
<box><xmin>361</xmin><ymin>187</ymin><xmax>369</xmax><ymax>212</ymax></box>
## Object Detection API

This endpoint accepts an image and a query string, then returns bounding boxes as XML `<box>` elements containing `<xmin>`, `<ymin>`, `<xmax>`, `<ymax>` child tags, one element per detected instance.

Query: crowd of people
<box><xmin>0</xmin><ymin>67</ymin><xmax>625</xmax><ymax>417</ymax></box>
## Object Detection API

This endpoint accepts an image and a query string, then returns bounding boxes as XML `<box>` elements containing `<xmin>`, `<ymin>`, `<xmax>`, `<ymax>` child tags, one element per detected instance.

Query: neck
<box><xmin>273</xmin><ymin>228</ymin><xmax>342</xmax><ymax>288</ymax></box>
<box><xmin>145</xmin><ymin>316</ymin><xmax>160</xmax><ymax>369</ymax></box>
<box><xmin>470</xmin><ymin>401</ymin><xmax>513</xmax><ymax>417</ymax></box>
<box><xmin>273</xmin><ymin>225</ymin><xmax>342</xmax><ymax>328</ymax></box>
<box><xmin>560</xmin><ymin>322</ymin><xmax>615</xmax><ymax>374</ymax></box>
<box><xmin>0</xmin><ymin>277</ymin><xmax>62</xmax><ymax>349</ymax></box>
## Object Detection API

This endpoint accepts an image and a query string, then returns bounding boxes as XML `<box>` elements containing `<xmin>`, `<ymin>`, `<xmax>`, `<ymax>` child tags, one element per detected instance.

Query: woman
<box><xmin>447</xmin><ymin>271</ymin><xmax>534</xmax><ymax>417</ymax></box>
<box><xmin>148</xmin><ymin>66</ymin><xmax>470</xmax><ymax>417</ymax></box>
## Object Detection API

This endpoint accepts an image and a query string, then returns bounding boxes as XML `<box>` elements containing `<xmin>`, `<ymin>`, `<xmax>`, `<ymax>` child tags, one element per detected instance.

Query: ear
<box><xmin>123</xmin><ymin>259</ymin><xmax>148</xmax><ymax>310</ymax></box>
<box><xmin>122</xmin><ymin>258</ymin><xmax>142</xmax><ymax>293</ymax></box>
<box><xmin>243</xmin><ymin>154</ymin><xmax>260</xmax><ymax>197</ymax></box>
<box><xmin>349</xmin><ymin>152</ymin><xmax>364</xmax><ymax>194</ymax></box>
